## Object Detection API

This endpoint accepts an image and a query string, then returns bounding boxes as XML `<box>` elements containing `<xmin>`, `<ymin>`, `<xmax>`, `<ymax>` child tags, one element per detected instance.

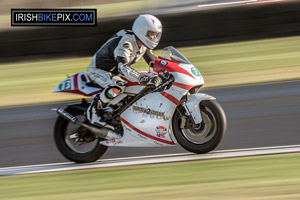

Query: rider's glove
<box><xmin>159</xmin><ymin>70</ymin><xmax>171</xmax><ymax>80</ymax></box>
<box><xmin>138</xmin><ymin>74</ymin><xmax>162</xmax><ymax>88</ymax></box>
<box><xmin>148</xmin><ymin>75</ymin><xmax>162</xmax><ymax>88</ymax></box>
<box><xmin>138</xmin><ymin>74</ymin><xmax>151</xmax><ymax>84</ymax></box>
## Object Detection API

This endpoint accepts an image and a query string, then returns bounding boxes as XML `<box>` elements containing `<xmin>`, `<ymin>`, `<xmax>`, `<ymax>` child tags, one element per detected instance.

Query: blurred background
<box><xmin>1</xmin><ymin>0</ymin><xmax>300</xmax><ymax>106</ymax></box>
<box><xmin>2</xmin><ymin>0</ymin><xmax>300</xmax><ymax>62</ymax></box>
<box><xmin>1</xmin><ymin>0</ymin><xmax>300</xmax><ymax>199</ymax></box>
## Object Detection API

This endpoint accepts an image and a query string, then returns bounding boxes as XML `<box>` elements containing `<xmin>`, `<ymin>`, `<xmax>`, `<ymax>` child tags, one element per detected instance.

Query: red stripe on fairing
<box><xmin>126</xmin><ymin>82</ymin><xmax>143</xmax><ymax>87</ymax></box>
<box><xmin>120</xmin><ymin>117</ymin><xmax>175</xmax><ymax>145</ymax></box>
<box><xmin>74</xmin><ymin>73</ymin><xmax>79</xmax><ymax>90</ymax></box>
<box><xmin>173</xmin><ymin>82</ymin><xmax>193</xmax><ymax>90</ymax></box>
<box><xmin>153</xmin><ymin>57</ymin><xmax>195</xmax><ymax>79</ymax></box>
<box><xmin>159</xmin><ymin>91</ymin><xmax>179</xmax><ymax>105</ymax></box>
<box><xmin>168</xmin><ymin>67</ymin><xmax>194</xmax><ymax>79</ymax></box>
<box><xmin>60</xmin><ymin>89</ymin><xmax>103</xmax><ymax>96</ymax></box>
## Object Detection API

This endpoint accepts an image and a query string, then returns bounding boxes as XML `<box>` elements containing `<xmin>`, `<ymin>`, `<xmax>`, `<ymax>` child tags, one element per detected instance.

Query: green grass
<box><xmin>179</xmin><ymin>36</ymin><xmax>300</xmax><ymax>73</ymax></box>
<box><xmin>1</xmin><ymin>35</ymin><xmax>300</xmax><ymax>107</ymax></box>
<box><xmin>1</xmin><ymin>153</ymin><xmax>300</xmax><ymax>200</ymax></box>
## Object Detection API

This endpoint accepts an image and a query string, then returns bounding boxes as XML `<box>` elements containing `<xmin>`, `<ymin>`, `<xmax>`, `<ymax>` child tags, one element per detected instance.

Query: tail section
<box><xmin>52</xmin><ymin>72</ymin><xmax>103</xmax><ymax>97</ymax></box>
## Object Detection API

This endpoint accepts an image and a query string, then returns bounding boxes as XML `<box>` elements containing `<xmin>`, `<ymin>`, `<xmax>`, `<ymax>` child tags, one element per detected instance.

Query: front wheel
<box><xmin>172</xmin><ymin>100</ymin><xmax>227</xmax><ymax>154</ymax></box>
<box><xmin>54</xmin><ymin>107</ymin><xmax>108</xmax><ymax>163</ymax></box>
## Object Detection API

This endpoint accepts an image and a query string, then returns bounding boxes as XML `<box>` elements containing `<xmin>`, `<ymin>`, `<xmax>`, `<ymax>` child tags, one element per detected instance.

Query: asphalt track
<box><xmin>0</xmin><ymin>80</ymin><xmax>300</xmax><ymax>168</ymax></box>
<box><xmin>2</xmin><ymin>145</ymin><xmax>300</xmax><ymax>176</ymax></box>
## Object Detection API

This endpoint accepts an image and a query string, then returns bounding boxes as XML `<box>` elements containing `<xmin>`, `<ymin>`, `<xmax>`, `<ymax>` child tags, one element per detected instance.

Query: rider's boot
<box><xmin>87</xmin><ymin>87</ymin><xmax>121</xmax><ymax>125</ymax></box>
<box><xmin>87</xmin><ymin>94</ymin><xmax>102</xmax><ymax>125</ymax></box>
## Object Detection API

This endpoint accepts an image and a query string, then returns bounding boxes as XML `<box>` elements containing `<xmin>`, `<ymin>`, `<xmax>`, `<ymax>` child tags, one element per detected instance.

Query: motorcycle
<box><xmin>52</xmin><ymin>46</ymin><xmax>227</xmax><ymax>163</ymax></box>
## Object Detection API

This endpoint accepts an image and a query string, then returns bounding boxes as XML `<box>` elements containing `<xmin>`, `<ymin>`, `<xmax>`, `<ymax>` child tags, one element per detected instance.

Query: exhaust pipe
<box><xmin>52</xmin><ymin>108</ymin><xmax>121</xmax><ymax>140</ymax></box>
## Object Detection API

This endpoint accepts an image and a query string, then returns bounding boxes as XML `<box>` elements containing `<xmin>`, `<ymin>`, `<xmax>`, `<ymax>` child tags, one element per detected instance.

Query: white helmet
<box><xmin>132</xmin><ymin>14</ymin><xmax>162</xmax><ymax>49</ymax></box>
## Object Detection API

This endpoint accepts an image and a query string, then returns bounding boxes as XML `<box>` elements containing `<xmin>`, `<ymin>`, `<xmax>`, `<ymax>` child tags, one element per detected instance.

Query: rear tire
<box><xmin>172</xmin><ymin>100</ymin><xmax>226</xmax><ymax>154</ymax></box>
<box><xmin>54</xmin><ymin>107</ymin><xmax>108</xmax><ymax>163</ymax></box>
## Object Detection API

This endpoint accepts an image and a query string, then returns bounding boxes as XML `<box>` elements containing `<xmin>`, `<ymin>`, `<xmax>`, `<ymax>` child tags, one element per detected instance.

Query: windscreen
<box><xmin>160</xmin><ymin>46</ymin><xmax>191</xmax><ymax>64</ymax></box>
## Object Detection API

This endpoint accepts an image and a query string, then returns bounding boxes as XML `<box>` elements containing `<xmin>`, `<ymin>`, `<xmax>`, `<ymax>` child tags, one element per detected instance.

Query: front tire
<box><xmin>54</xmin><ymin>107</ymin><xmax>108</xmax><ymax>163</ymax></box>
<box><xmin>172</xmin><ymin>100</ymin><xmax>227</xmax><ymax>154</ymax></box>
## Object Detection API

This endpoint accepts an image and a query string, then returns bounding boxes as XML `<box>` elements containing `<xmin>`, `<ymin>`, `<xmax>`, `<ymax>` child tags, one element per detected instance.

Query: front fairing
<box><xmin>153</xmin><ymin>57</ymin><xmax>204</xmax><ymax>87</ymax></box>
<box><xmin>153</xmin><ymin>46</ymin><xmax>204</xmax><ymax>87</ymax></box>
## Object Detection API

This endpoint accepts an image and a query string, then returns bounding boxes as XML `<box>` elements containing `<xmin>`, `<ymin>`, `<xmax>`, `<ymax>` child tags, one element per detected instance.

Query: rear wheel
<box><xmin>54</xmin><ymin>107</ymin><xmax>108</xmax><ymax>163</ymax></box>
<box><xmin>172</xmin><ymin>100</ymin><xmax>226</xmax><ymax>154</ymax></box>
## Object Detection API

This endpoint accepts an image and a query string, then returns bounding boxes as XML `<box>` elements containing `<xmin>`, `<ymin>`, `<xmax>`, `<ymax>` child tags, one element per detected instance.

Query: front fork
<box><xmin>182</xmin><ymin>102</ymin><xmax>200</xmax><ymax>125</ymax></box>
<box><xmin>180</xmin><ymin>93</ymin><xmax>216</xmax><ymax>127</ymax></box>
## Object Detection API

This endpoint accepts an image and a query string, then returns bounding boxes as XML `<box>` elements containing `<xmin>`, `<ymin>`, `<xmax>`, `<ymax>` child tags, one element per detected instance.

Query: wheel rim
<box><xmin>181</xmin><ymin>107</ymin><xmax>217</xmax><ymax>144</ymax></box>
<box><xmin>64</xmin><ymin>115</ymin><xmax>98</xmax><ymax>154</ymax></box>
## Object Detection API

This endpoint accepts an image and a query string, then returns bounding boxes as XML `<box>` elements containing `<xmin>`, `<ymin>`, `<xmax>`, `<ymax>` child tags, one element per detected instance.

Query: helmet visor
<box><xmin>146</xmin><ymin>31</ymin><xmax>161</xmax><ymax>43</ymax></box>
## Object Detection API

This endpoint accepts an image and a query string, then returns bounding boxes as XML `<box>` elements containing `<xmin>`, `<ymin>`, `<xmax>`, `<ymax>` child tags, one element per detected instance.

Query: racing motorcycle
<box><xmin>52</xmin><ymin>46</ymin><xmax>227</xmax><ymax>163</ymax></box>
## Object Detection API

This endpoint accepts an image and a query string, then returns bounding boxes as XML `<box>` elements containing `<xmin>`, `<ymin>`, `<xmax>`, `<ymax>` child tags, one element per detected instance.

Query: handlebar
<box><xmin>152</xmin><ymin>73</ymin><xmax>174</xmax><ymax>92</ymax></box>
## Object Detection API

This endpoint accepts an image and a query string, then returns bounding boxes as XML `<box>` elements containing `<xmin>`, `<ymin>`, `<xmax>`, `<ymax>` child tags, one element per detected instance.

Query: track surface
<box><xmin>1</xmin><ymin>145</ymin><xmax>300</xmax><ymax>176</ymax></box>
<box><xmin>0</xmin><ymin>80</ymin><xmax>300</xmax><ymax>168</ymax></box>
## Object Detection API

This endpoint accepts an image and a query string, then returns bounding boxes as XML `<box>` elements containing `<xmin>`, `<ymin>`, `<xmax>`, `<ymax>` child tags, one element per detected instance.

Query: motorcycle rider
<box><xmin>87</xmin><ymin>14</ymin><xmax>163</xmax><ymax>125</ymax></box>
